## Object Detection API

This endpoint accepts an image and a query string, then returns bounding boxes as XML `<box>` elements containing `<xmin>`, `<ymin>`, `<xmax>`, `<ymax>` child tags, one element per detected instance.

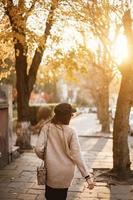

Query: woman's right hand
<box><xmin>86</xmin><ymin>178</ymin><xmax>95</xmax><ymax>189</ymax></box>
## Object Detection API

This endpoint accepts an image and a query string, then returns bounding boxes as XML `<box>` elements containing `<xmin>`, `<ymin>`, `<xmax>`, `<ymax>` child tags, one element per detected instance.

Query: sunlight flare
<box><xmin>112</xmin><ymin>35</ymin><xmax>128</xmax><ymax>65</ymax></box>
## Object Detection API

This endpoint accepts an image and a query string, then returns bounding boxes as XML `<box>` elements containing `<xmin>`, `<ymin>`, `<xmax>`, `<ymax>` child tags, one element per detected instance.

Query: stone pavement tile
<box><xmin>0</xmin><ymin>181</ymin><xmax>10</xmax><ymax>187</ymax></box>
<box><xmin>96</xmin><ymin>186</ymin><xmax>110</xmax><ymax>194</ymax></box>
<box><xmin>95</xmin><ymin>182</ymin><xmax>108</xmax><ymax>186</ymax></box>
<box><xmin>0</xmin><ymin>192</ymin><xmax>18</xmax><ymax>200</ymax></box>
<box><xmin>28</xmin><ymin>176</ymin><xmax>37</xmax><ymax>182</ymax></box>
<box><xmin>0</xmin><ymin>187</ymin><xmax>10</xmax><ymax>194</ymax></box>
<box><xmin>14</xmin><ymin>173</ymin><xmax>34</xmax><ymax>182</ymax></box>
<box><xmin>14</xmin><ymin>176</ymin><xmax>31</xmax><ymax>182</ymax></box>
<box><xmin>109</xmin><ymin>185</ymin><xmax>133</xmax><ymax>200</ymax></box>
<box><xmin>20</xmin><ymin>170</ymin><xmax>36</xmax><ymax>176</ymax></box>
<box><xmin>69</xmin><ymin>184</ymin><xmax>85</xmax><ymax>192</ymax></box>
<box><xmin>67</xmin><ymin>191</ymin><xmax>81</xmax><ymax>200</ymax></box>
<box><xmin>4</xmin><ymin>163</ymin><xmax>17</xmax><ymax>170</ymax></box>
<box><xmin>3</xmin><ymin>182</ymin><xmax>33</xmax><ymax>195</ymax></box>
<box><xmin>27</xmin><ymin>188</ymin><xmax>44</xmax><ymax>195</ymax></box>
<box><xmin>0</xmin><ymin>169</ymin><xmax>22</xmax><ymax>182</ymax></box>
<box><xmin>81</xmin><ymin>185</ymin><xmax>110</xmax><ymax>199</ymax></box>
<box><xmin>0</xmin><ymin>183</ymin><xmax>28</xmax><ymax>193</ymax></box>
<box><xmin>13</xmin><ymin>170</ymin><xmax>36</xmax><ymax>182</ymax></box>
<box><xmin>92</xmin><ymin>161</ymin><xmax>113</xmax><ymax>168</ymax></box>
<box><xmin>111</xmin><ymin>185</ymin><xmax>131</xmax><ymax>194</ymax></box>
<box><xmin>0</xmin><ymin>177</ymin><xmax>6</xmax><ymax>182</ymax></box>
<box><xmin>36</xmin><ymin>193</ymin><xmax>45</xmax><ymax>200</ymax></box>
<box><xmin>17</xmin><ymin>165</ymin><xmax>36</xmax><ymax>171</ymax></box>
<box><xmin>17</xmin><ymin>193</ymin><xmax>37</xmax><ymax>200</ymax></box>
<box><xmin>80</xmin><ymin>189</ymin><xmax>98</xmax><ymax>198</ymax></box>
<box><xmin>31</xmin><ymin>182</ymin><xmax>45</xmax><ymax>190</ymax></box>
<box><xmin>0</xmin><ymin>169</ymin><xmax>22</xmax><ymax>177</ymax></box>
<box><xmin>97</xmin><ymin>192</ymin><xmax>111</xmax><ymax>199</ymax></box>
<box><xmin>9</xmin><ymin>188</ymin><xmax>28</xmax><ymax>194</ymax></box>
<box><xmin>8</xmin><ymin>181</ymin><xmax>34</xmax><ymax>189</ymax></box>
<box><xmin>110</xmin><ymin>194</ymin><xmax>130</xmax><ymax>200</ymax></box>
<box><xmin>84</xmin><ymin>198</ymin><xmax>98</xmax><ymax>200</ymax></box>
<box><xmin>80</xmin><ymin>194</ymin><xmax>98</xmax><ymax>199</ymax></box>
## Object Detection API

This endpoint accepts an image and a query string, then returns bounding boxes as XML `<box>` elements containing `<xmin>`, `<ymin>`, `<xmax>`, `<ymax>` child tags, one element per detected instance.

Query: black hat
<box><xmin>54</xmin><ymin>103</ymin><xmax>76</xmax><ymax>115</ymax></box>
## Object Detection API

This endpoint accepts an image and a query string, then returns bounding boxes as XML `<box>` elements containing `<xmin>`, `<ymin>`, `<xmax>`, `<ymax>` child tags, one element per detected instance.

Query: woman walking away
<box><xmin>35</xmin><ymin>103</ymin><xmax>95</xmax><ymax>200</ymax></box>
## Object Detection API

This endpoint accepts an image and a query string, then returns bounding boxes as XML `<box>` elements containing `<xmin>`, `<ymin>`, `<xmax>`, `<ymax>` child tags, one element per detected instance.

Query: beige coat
<box><xmin>35</xmin><ymin>123</ymin><xmax>89</xmax><ymax>188</ymax></box>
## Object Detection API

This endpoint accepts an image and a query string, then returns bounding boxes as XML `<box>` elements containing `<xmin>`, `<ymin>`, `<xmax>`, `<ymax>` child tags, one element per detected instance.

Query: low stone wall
<box><xmin>0</xmin><ymin>84</ymin><xmax>13</xmax><ymax>168</ymax></box>
<box><xmin>0</xmin><ymin>103</ymin><xmax>9</xmax><ymax>168</ymax></box>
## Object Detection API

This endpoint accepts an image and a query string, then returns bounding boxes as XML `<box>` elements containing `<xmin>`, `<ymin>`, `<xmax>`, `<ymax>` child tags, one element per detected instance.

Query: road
<box><xmin>71</xmin><ymin>113</ymin><xmax>101</xmax><ymax>136</ymax></box>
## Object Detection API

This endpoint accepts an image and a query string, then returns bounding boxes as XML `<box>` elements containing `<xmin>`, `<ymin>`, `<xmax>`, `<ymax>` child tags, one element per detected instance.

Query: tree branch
<box><xmin>28</xmin><ymin>0</ymin><xmax>59</xmax><ymax>94</ymax></box>
<box><xmin>27</xmin><ymin>0</ymin><xmax>37</xmax><ymax>14</ymax></box>
<box><xmin>2</xmin><ymin>0</ymin><xmax>13</xmax><ymax>12</ymax></box>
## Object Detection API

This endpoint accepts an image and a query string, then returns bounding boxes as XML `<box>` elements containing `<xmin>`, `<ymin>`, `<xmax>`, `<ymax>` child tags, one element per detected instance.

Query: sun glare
<box><xmin>112</xmin><ymin>35</ymin><xmax>128</xmax><ymax>64</ymax></box>
<box><xmin>87</xmin><ymin>35</ymin><xmax>128</xmax><ymax>65</ymax></box>
<box><xmin>87</xmin><ymin>39</ymin><xmax>99</xmax><ymax>52</ymax></box>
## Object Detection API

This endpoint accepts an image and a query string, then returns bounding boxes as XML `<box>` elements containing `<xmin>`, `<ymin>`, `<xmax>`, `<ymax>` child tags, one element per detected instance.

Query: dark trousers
<box><xmin>45</xmin><ymin>185</ymin><xmax>68</xmax><ymax>200</ymax></box>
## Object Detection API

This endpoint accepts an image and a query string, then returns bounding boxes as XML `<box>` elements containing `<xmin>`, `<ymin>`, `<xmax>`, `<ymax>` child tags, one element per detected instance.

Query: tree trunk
<box><xmin>15</xmin><ymin>42</ymin><xmax>30</xmax><ymax>121</ymax></box>
<box><xmin>96</xmin><ymin>99</ymin><xmax>102</xmax><ymax>123</ymax></box>
<box><xmin>112</xmin><ymin>75</ymin><xmax>132</xmax><ymax>176</ymax></box>
<box><xmin>14</xmin><ymin>41</ymin><xmax>32</xmax><ymax>149</ymax></box>
<box><xmin>112</xmin><ymin>9</ymin><xmax>133</xmax><ymax>178</ymax></box>
<box><xmin>100</xmin><ymin>85</ymin><xmax>110</xmax><ymax>133</ymax></box>
<box><xmin>6</xmin><ymin>0</ymin><xmax>59</xmax><ymax>149</ymax></box>
<box><xmin>96</xmin><ymin>85</ymin><xmax>110</xmax><ymax>133</ymax></box>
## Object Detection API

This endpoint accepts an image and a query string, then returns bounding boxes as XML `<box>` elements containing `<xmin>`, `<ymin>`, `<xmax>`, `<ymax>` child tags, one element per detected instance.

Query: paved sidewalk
<box><xmin>0</xmin><ymin>135</ymin><xmax>133</xmax><ymax>200</ymax></box>
<box><xmin>1</xmin><ymin>113</ymin><xmax>133</xmax><ymax>200</ymax></box>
